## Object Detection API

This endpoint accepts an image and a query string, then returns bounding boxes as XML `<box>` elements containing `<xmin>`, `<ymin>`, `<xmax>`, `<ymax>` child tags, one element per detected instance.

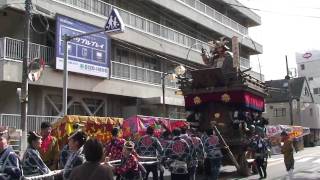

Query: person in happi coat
<box><xmin>39</xmin><ymin>122</ymin><xmax>59</xmax><ymax>170</ymax></box>
<box><xmin>22</xmin><ymin>131</ymin><xmax>50</xmax><ymax>176</ymax></box>
<box><xmin>104</xmin><ymin>127</ymin><xmax>126</xmax><ymax>180</ymax></box>
<box><xmin>105</xmin><ymin>127</ymin><xmax>125</xmax><ymax>161</ymax></box>
<box><xmin>158</xmin><ymin>130</ymin><xmax>172</xmax><ymax>180</ymax></box>
<box><xmin>164</xmin><ymin>128</ymin><xmax>191</xmax><ymax>180</ymax></box>
<box><xmin>135</xmin><ymin>126</ymin><xmax>163</xmax><ymax>180</ymax></box>
<box><xmin>250</xmin><ymin>133</ymin><xmax>269</xmax><ymax>179</ymax></box>
<box><xmin>107</xmin><ymin>141</ymin><xmax>141</xmax><ymax>180</ymax></box>
<box><xmin>0</xmin><ymin>128</ymin><xmax>22</xmax><ymax>180</ymax></box>
<box><xmin>59</xmin><ymin>123</ymin><xmax>83</xmax><ymax>169</ymax></box>
<box><xmin>203</xmin><ymin>128</ymin><xmax>223</xmax><ymax>180</ymax></box>
<box><xmin>63</xmin><ymin>130</ymin><xmax>87</xmax><ymax>180</ymax></box>
<box><xmin>70</xmin><ymin>138</ymin><xmax>113</xmax><ymax>180</ymax></box>
<box><xmin>190</xmin><ymin>131</ymin><xmax>205</xmax><ymax>180</ymax></box>
<box><xmin>180</xmin><ymin>126</ymin><xmax>196</xmax><ymax>180</ymax></box>
<box><xmin>281</xmin><ymin>131</ymin><xmax>297</xmax><ymax>179</ymax></box>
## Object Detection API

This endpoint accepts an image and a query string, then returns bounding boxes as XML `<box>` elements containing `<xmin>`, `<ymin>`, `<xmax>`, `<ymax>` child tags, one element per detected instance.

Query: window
<box><xmin>308</xmin><ymin>77</ymin><xmax>314</xmax><ymax>81</ymax></box>
<box><xmin>314</xmin><ymin>88</ymin><xmax>320</xmax><ymax>95</ymax></box>
<box><xmin>304</xmin><ymin>87</ymin><xmax>310</xmax><ymax>96</ymax></box>
<box><xmin>273</xmin><ymin>108</ymin><xmax>286</xmax><ymax>117</ymax></box>
<box><xmin>300</xmin><ymin>64</ymin><xmax>305</xmax><ymax>70</ymax></box>
<box><xmin>310</xmin><ymin>108</ymin><xmax>313</xmax><ymax>116</ymax></box>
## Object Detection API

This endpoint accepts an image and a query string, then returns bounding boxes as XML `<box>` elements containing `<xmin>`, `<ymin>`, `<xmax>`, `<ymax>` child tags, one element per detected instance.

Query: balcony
<box><xmin>0</xmin><ymin>37</ymin><xmax>178</xmax><ymax>88</ymax></box>
<box><xmin>177</xmin><ymin>0</ymin><xmax>248</xmax><ymax>35</ymax></box>
<box><xmin>0</xmin><ymin>37</ymin><xmax>54</xmax><ymax>64</ymax></box>
<box><xmin>0</xmin><ymin>37</ymin><xmax>254</xmax><ymax>86</ymax></box>
<box><xmin>54</xmin><ymin>0</ymin><xmax>210</xmax><ymax>52</ymax></box>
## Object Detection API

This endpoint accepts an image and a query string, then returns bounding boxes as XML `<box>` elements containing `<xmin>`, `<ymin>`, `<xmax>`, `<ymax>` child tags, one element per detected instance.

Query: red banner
<box><xmin>185</xmin><ymin>91</ymin><xmax>265</xmax><ymax>111</ymax></box>
<box><xmin>122</xmin><ymin>116</ymin><xmax>189</xmax><ymax>139</ymax></box>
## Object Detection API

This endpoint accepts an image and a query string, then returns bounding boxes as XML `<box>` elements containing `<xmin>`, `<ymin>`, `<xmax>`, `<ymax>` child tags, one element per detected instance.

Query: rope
<box><xmin>22</xmin><ymin>170</ymin><xmax>63</xmax><ymax>180</ymax></box>
<box><xmin>22</xmin><ymin>158</ymin><xmax>159</xmax><ymax>179</ymax></box>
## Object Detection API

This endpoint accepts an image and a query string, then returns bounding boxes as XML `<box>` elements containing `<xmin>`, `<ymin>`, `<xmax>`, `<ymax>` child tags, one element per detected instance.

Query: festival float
<box><xmin>178</xmin><ymin>37</ymin><xmax>268</xmax><ymax>176</ymax></box>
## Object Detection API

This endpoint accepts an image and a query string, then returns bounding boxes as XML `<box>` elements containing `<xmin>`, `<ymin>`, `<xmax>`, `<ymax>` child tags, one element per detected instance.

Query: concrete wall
<box><xmin>0</xmin><ymin>60</ymin><xmax>182</xmax><ymax>100</ymax></box>
<box><xmin>149</xmin><ymin>0</ymin><xmax>263</xmax><ymax>54</ymax></box>
<box><xmin>0</xmin><ymin>83</ymin><xmax>20</xmax><ymax>114</ymax></box>
<box><xmin>300</xmin><ymin>104</ymin><xmax>320</xmax><ymax>129</ymax></box>
<box><xmin>5</xmin><ymin>0</ymin><xmax>204</xmax><ymax>65</ymax></box>
<box><xmin>297</xmin><ymin>58</ymin><xmax>320</xmax><ymax>104</ymax></box>
<box><xmin>219</xmin><ymin>0</ymin><xmax>261</xmax><ymax>26</ymax></box>
<box><xmin>264</xmin><ymin>102</ymin><xmax>301</xmax><ymax>126</ymax></box>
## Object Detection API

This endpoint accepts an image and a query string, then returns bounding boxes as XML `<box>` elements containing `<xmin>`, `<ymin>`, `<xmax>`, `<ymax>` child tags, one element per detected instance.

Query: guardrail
<box><xmin>0</xmin><ymin>37</ymin><xmax>54</xmax><ymax>64</ymax></box>
<box><xmin>54</xmin><ymin>0</ymin><xmax>210</xmax><ymax>51</ymax></box>
<box><xmin>177</xmin><ymin>0</ymin><xmax>248</xmax><ymax>35</ymax></box>
<box><xmin>0</xmin><ymin>114</ymin><xmax>61</xmax><ymax>132</ymax></box>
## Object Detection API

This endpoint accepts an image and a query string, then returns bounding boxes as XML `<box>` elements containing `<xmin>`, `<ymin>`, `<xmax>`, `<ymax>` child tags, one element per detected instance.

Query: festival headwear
<box><xmin>27</xmin><ymin>131</ymin><xmax>42</xmax><ymax>145</ymax></box>
<box><xmin>124</xmin><ymin>141</ymin><xmax>135</xmax><ymax>150</ymax></box>
<box><xmin>0</xmin><ymin>127</ymin><xmax>8</xmax><ymax>139</ymax></box>
<box><xmin>281</xmin><ymin>131</ymin><xmax>288</xmax><ymax>136</ymax></box>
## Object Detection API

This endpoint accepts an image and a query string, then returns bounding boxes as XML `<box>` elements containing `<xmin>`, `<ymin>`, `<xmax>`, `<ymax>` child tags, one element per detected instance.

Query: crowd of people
<box><xmin>0</xmin><ymin>120</ymin><xmax>297</xmax><ymax>180</ymax></box>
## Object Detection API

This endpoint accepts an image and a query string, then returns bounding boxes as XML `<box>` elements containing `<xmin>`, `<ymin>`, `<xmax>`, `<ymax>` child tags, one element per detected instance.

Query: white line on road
<box><xmin>296</xmin><ymin>157</ymin><xmax>313</xmax><ymax>163</ymax></box>
<box><xmin>311</xmin><ymin>158</ymin><xmax>320</xmax><ymax>164</ymax></box>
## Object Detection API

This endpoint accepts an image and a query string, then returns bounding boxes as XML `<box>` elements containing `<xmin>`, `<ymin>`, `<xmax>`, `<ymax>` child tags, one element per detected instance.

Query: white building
<box><xmin>0</xmin><ymin>0</ymin><xmax>263</xmax><ymax>131</ymax></box>
<box><xmin>296</xmin><ymin>50</ymin><xmax>320</xmax><ymax>104</ymax></box>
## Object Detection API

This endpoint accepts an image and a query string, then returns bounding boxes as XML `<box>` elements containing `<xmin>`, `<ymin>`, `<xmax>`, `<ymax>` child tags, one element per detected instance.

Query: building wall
<box><xmin>264</xmin><ymin>102</ymin><xmax>301</xmax><ymax>126</ymax></box>
<box><xmin>296</xmin><ymin>50</ymin><xmax>320</xmax><ymax>103</ymax></box>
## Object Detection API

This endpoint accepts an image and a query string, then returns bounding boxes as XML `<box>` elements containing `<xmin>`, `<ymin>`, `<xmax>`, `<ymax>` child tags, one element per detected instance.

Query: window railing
<box><xmin>111</xmin><ymin>61</ymin><xmax>178</xmax><ymax>88</ymax></box>
<box><xmin>0</xmin><ymin>114</ymin><xmax>60</xmax><ymax>133</ymax></box>
<box><xmin>240</xmin><ymin>57</ymin><xmax>250</xmax><ymax>69</ymax></box>
<box><xmin>0</xmin><ymin>37</ymin><xmax>179</xmax><ymax>88</ymax></box>
<box><xmin>0</xmin><ymin>37</ymin><xmax>54</xmax><ymax>64</ymax></box>
<box><xmin>54</xmin><ymin>0</ymin><xmax>210</xmax><ymax>51</ymax></box>
<box><xmin>178</xmin><ymin>0</ymin><xmax>248</xmax><ymax>35</ymax></box>
<box><xmin>0</xmin><ymin>37</ymin><xmax>255</xmax><ymax>86</ymax></box>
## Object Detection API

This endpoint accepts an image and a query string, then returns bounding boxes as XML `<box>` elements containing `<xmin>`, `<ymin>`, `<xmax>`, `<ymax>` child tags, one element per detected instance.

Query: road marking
<box><xmin>311</xmin><ymin>159</ymin><xmax>320</xmax><ymax>164</ymax></box>
<box><xmin>296</xmin><ymin>157</ymin><xmax>313</xmax><ymax>163</ymax></box>
<box><xmin>268</xmin><ymin>158</ymin><xmax>283</xmax><ymax>162</ymax></box>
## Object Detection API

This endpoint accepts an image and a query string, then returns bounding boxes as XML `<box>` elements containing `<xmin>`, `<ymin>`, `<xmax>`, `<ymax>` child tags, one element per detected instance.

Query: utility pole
<box><xmin>21</xmin><ymin>0</ymin><xmax>31</xmax><ymax>154</ymax></box>
<box><xmin>62</xmin><ymin>35</ymin><xmax>69</xmax><ymax>116</ymax></box>
<box><xmin>161</xmin><ymin>72</ymin><xmax>166</xmax><ymax>117</ymax></box>
<box><xmin>285</xmin><ymin>55</ymin><xmax>294</xmax><ymax>125</ymax></box>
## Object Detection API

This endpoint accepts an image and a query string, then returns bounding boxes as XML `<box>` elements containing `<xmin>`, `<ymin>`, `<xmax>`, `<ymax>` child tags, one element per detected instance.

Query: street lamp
<box><xmin>161</xmin><ymin>65</ymin><xmax>186</xmax><ymax>117</ymax></box>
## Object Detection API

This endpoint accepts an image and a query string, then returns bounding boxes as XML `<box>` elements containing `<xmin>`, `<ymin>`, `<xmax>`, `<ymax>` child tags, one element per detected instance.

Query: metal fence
<box><xmin>55</xmin><ymin>0</ymin><xmax>210</xmax><ymax>51</ymax></box>
<box><xmin>0</xmin><ymin>37</ymin><xmax>54</xmax><ymax>64</ymax></box>
<box><xmin>178</xmin><ymin>0</ymin><xmax>248</xmax><ymax>35</ymax></box>
<box><xmin>0</xmin><ymin>114</ymin><xmax>61</xmax><ymax>132</ymax></box>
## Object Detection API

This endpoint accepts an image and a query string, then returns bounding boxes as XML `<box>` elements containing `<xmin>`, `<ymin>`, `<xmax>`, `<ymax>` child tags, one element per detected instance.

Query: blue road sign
<box><xmin>105</xmin><ymin>8</ymin><xmax>125</xmax><ymax>33</ymax></box>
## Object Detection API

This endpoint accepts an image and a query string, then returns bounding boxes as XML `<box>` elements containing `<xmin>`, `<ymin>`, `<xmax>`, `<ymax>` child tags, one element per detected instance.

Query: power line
<box><xmin>218</xmin><ymin>0</ymin><xmax>320</xmax><ymax>19</ymax></box>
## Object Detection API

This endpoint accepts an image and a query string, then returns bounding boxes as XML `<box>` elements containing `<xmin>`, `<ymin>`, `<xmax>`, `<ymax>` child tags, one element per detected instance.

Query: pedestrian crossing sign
<box><xmin>105</xmin><ymin>8</ymin><xmax>125</xmax><ymax>33</ymax></box>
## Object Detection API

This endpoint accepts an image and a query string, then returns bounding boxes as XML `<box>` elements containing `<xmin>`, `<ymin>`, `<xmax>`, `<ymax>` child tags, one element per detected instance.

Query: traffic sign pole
<box><xmin>62</xmin><ymin>8</ymin><xmax>124</xmax><ymax>116</ymax></box>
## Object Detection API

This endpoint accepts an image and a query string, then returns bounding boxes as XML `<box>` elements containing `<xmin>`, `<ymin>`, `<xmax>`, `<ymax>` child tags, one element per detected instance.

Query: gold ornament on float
<box><xmin>221</xmin><ymin>93</ymin><xmax>231</xmax><ymax>103</ymax></box>
<box><xmin>194</xmin><ymin>96</ymin><xmax>202</xmax><ymax>105</ymax></box>
<box><xmin>214</xmin><ymin>113</ymin><xmax>221</xmax><ymax>119</ymax></box>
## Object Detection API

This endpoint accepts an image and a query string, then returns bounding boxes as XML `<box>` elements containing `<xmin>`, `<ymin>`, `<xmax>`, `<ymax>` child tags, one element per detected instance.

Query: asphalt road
<box><xmin>145</xmin><ymin>146</ymin><xmax>320</xmax><ymax>180</ymax></box>
<box><xmin>221</xmin><ymin>146</ymin><xmax>320</xmax><ymax>180</ymax></box>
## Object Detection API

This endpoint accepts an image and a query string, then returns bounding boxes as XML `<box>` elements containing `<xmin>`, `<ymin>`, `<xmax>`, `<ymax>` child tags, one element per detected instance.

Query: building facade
<box><xmin>265</xmin><ymin>77</ymin><xmax>320</xmax><ymax>146</ymax></box>
<box><xmin>0</xmin><ymin>0</ymin><xmax>263</xmax><ymax>122</ymax></box>
<box><xmin>296</xmin><ymin>50</ymin><xmax>320</xmax><ymax>104</ymax></box>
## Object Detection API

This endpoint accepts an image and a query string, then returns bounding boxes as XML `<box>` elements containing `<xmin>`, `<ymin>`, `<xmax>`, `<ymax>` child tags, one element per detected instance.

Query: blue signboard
<box><xmin>55</xmin><ymin>15</ymin><xmax>111</xmax><ymax>78</ymax></box>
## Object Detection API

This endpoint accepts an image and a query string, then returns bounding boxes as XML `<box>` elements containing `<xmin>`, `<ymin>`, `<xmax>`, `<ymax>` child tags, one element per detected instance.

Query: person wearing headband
<box><xmin>22</xmin><ymin>131</ymin><xmax>50</xmax><ymax>176</ymax></box>
<box><xmin>39</xmin><ymin>122</ymin><xmax>59</xmax><ymax>170</ymax></box>
<box><xmin>106</xmin><ymin>141</ymin><xmax>141</xmax><ymax>180</ymax></box>
<box><xmin>59</xmin><ymin>123</ymin><xmax>84</xmax><ymax>169</ymax></box>
<box><xmin>63</xmin><ymin>130</ymin><xmax>87</xmax><ymax>180</ymax></box>
<box><xmin>0</xmin><ymin>128</ymin><xmax>22</xmax><ymax>180</ymax></box>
